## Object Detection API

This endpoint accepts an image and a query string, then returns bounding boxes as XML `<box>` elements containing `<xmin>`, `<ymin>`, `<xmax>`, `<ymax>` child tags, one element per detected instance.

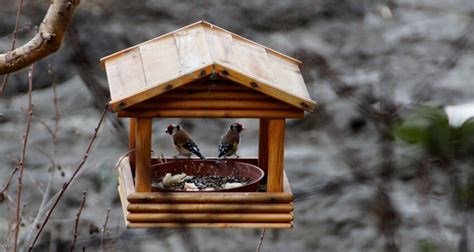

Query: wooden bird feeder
<box><xmin>100</xmin><ymin>21</ymin><xmax>316</xmax><ymax>229</ymax></box>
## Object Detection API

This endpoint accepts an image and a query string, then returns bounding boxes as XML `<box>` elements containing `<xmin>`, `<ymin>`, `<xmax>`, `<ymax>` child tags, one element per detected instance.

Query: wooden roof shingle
<box><xmin>101</xmin><ymin>21</ymin><xmax>316</xmax><ymax>112</ymax></box>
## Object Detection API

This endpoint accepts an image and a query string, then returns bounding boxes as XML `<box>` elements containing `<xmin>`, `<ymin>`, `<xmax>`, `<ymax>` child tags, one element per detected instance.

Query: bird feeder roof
<box><xmin>101</xmin><ymin>21</ymin><xmax>316</xmax><ymax>112</ymax></box>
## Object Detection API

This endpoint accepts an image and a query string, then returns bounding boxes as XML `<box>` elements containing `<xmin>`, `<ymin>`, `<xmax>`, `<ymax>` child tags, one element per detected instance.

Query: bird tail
<box><xmin>190</xmin><ymin>146</ymin><xmax>206</xmax><ymax>160</ymax></box>
<box><xmin>193</xmin><ymin>150</ymin><xmax>206</xmax><ymax>160</ymax></box>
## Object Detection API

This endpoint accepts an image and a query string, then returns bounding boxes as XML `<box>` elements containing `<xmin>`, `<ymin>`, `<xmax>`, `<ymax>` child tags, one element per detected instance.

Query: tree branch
<box><xmin>0</xmin><ymin>0</ymin><xmax>24</xmax><ymax>93</ymax></box>
<box><xmin>0</xmin><ymin>0</ymin><xmax>81</xmax><ymax>75</ymax></box>
<box><xmin>71</xmin><ymin>191</ymin><xmax>86</xmax><ymax>252</ymax></box>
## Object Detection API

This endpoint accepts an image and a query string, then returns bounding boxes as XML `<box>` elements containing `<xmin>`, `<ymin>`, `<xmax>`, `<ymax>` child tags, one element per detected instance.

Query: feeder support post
<box><xmin>258</xmin><ymin>119</ymin><xmax>270</xmax><ymax>174</ymax></box>
<box><xmin>266</xmin><ymin>119</ymin><xmax>285</xmax><ymax>192</ymax></box>
<box><xmin>135</xmin><ymin>118</ymin><xmax>152</xmax><ymax>192</ymax></box>
<box><xmin>129</xmin><ymin>118</ymin><xmax>136</xmax><ymax>170</ymax></box>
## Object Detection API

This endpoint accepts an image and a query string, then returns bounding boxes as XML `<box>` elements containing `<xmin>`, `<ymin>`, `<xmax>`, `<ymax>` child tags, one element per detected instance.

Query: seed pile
<box><xmin>153</xmin><ymin>174</ymin><xmax>252</xmax><ymax>191</ymax></box>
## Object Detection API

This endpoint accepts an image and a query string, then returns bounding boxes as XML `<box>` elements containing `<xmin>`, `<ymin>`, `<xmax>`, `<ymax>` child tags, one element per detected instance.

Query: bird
<box><xmin>218</xmin><ymin>123</ymin><xmax>245</xmax><ymax>158</ymax></box>
<box><xmin>164</xmin><ymin>124</ymin><xmax>206</xmax><ymax>160</ymax></box>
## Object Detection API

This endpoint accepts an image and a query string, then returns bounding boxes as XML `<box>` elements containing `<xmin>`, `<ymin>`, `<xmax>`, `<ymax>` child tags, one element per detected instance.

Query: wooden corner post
<box><xmin>129</xmin><ymin>118</ymin><xmax>136</xmax><ymax>170</ymax></box>
<box><xmin>266</xmin><ymin>119</ymin><xmax>285</xmax><ymax>192</ymax></box>
<box><xmin>258</xmin><ymin>119</ymin><xmax>270</xmax><ymax>175</ymax></box>
<box><xmin>135</xmin><ymin>118</ymin><xmax>152</xmax><ymax>192</ymax></box>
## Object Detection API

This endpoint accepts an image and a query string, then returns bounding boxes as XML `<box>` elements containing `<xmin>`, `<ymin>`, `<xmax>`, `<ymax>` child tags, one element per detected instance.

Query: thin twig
<box><xmin>100</xmin><ymin>208</ymin><xmax>110</xmax><ymax>252</ymax></box>
<box><xmin>13</xmin><ymin>64</ymin><xmax>34</xmax><ymax>252</ymax></box>
<box><xmin>21</xmin><ymin>164</ymin><xmax>55</xmax><ymax>247</ymax></box>
<box><xmin>28</xmin><ymin>104</ymin><xmax>109</xmax><ymax>251</ymax></box>
<box><xmin>32</xmin><ymin>115</ymin><xmax>55</xmax><ymax>139</ymax></box>
<box><xmin>0</xmin><ymin>0</ymin><xmax>24</xmax><ymax>94</ymax></box>
<box><xmin>25</xmin><ymin>171</ymin><xmax>45</xmax><ymax>196</ymax></box>
<box><xmin>32</xmin><ymin>143</ymin><xmax>56</xmax><ymax>167</ymax></box>
<box><xmin>20</xmin><ymin>82</ymin><xmax>61</xmax><ymax>248</ymax></box>
<box><xmin>71</xmin><ymin>191</ymin><xmax>86</xmax><ymax>252</ymax></box>
<box><xmin>256</xmin><ymin>228</ymin><xmax>266</xmax><ymax>252</ymax></box>
<box><xmin>0</xmin><ymin>166</ymin><xmax>19</xmax><ymax>196</ymax></box>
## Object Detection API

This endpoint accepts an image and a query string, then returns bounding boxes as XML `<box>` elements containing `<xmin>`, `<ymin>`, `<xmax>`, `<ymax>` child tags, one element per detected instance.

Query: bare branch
<box><xmin>28</xmin><ymin>104</ymin><xmax>108</xmax><ymax>251</ymax></box>
<box><xmin>13</xmin><ymin>64</ymin><xmax>34</xmax><ymax>252</ymax></box>
<box><xmin>100</xmin><ymin>208</ymin><xmax>110</xmax><ymax>252</ymax></box>
<box><xmin>0</xmin><ymin>0</ymin><xmax>81</xmax><ymax>76</ymax></box>
<box><xmin>0</xmin><ymin>166</ymin><xmax>19</xmax><ymax>198</ymax></box>
<box><xmin>0</xmin><ymin>0</ymin><xmax>24</xmax><ymax>93</ymax></box>
<box><xmin>71</xmin><ymin>191</ymin><xmax>86</xmax><ymax>252</ymax></box>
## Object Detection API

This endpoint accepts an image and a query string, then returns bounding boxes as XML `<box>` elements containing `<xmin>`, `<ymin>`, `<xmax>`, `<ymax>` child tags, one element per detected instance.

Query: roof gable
<box><xmin>101</xmin><ymin>21</ymin><xmax>316</xmax><ymax>112</ymax></box>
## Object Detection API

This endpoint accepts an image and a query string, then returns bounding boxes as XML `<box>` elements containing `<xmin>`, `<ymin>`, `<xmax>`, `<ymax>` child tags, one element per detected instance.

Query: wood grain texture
<box><xmin>135</xmin><ymin>118</ymin><xmax>152</xmax><ymax>192</ymax></box>
<box><xmin>105</xmin><ymin>48</ymin><xmax>146</xmax><ymax>101</ymax></box>
<box><xmin>118</xmin><ymin>184</ymin><xmax>130</xmax><ymax>225</ymax></box>
<box><xmin>133</xmin><ymin>99</ymin><xmax>295</xmax><ymax>110</ymax></box>
<box><xmin>128</xmin><ymin>118</ymin><xmax>136</xmax><ymax>169</ymax></box>
<box><xmin>117</xmin><ymin>157</ymin><xmax>295</xmax><ymax>229</ymax></box>
<box><xmin>119</xmin><ymin>156</ymin><xmax>136</xmax><ymax>195</ymax></box>
<box><xmin>127</xmin><ymin>203</ymin><xmax>293</xmax><ymax>213</ymax></box>
<box><xmin>259</xmin><ymin>119</ymin><xmax>270</xmax><ymax>176</ymax></box>
<box><xmin>174</xmin><ymin>81</ymin><xmax>249</xmax><ymax>91</ymax></box>
<box><xmin>127</xmin><ymin>213</ymin><xmax>293</xmax><ymax>223</ymax></box>
<box><xmin>266</xmin><ymin>119</ymin><xmax>285</xmax><ymax>192</ymax></box>
<box><xmin>103</xmin><ymin>21</ymin><xmax>316</xmax><ymax>113</ymax></box>
<box><xmin>109</xmin><ymin>65</ymin><xmax>213</xmax><ymax>111</ymax></box>
<box><xmin>127</xmin><ymin>222</ymin><xmax>293</xmax><ymax>229</ymax></box>
<box><xmin>117</xmin><ymin>109</ymin><xmax>304</xmax><ymax>118</ymax></box>
<box><xmin>214</xmin><ymin>63</ymin><xmax>316</xmax><ymax>112</ymax></box>
<box><xmin>127</xmin><ymin>192</ymin><xmax>293</xmax><ymax>203</ymax></box>
<box><xmin>155</xmin><ymin>90</ymin><xmax>268</xmax><ymax>100</ymax></box>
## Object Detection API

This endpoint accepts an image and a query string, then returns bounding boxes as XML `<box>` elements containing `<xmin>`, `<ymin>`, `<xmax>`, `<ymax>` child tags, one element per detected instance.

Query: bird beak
<box><xmin>242</xmin><ymin>127</ymin><xmax>246</xmax><ymax>131</ymax></box>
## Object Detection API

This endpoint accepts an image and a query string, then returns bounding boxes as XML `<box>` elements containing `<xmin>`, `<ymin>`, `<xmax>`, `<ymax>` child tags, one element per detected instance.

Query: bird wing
<box><xmin>174</xmin><ymin>140</ymin><xmax>206</xmax><ymax>160</ymax></box>
<box><xmin>218</xmin><ymin>142</ymin><xmax>237</xmax><ymax>157</ymax></box>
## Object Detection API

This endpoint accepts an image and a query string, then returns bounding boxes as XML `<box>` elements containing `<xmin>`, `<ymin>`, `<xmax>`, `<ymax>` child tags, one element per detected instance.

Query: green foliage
<box><xmin>395</xmin><ymin>105</ymin><xmax>474</xmax><ymax>161</ymax></box>
<box><xmin>417</xmin><ymin>239</ymin><xmax>438</xmax><ymax>252</ymax></box>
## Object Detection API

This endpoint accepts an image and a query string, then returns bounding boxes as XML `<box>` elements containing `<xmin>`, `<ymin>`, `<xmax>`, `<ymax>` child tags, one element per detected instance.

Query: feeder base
<box><xmin>117</xmin><ymin>157</ymin><xmax>294</xmax><ymax>229</ymax></box>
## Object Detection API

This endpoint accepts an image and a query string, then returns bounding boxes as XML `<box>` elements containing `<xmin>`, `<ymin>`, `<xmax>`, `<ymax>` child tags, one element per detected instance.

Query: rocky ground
<box><xmin>1</xmin><ymin>0</ymin><xmax>474</xmax><ymax>251</ymax></box>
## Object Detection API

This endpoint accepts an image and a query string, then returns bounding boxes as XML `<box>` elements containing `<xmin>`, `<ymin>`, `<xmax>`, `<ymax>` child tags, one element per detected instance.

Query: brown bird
<box><xmin>218</xmin><ymin>123</ymin><xmax>245</xmax><ymax>158</ymax></box>
<box><xmin>164</xmin><ymin>124</ymin><xmax>206</xmax><ymax>160</ymax></box>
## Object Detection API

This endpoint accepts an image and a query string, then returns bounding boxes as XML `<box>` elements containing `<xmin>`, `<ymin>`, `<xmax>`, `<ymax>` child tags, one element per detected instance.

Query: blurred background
<box><xmin>1</xmin><ymin>0</ymin><xmax>474</xmax><ymax>251</ymax></box>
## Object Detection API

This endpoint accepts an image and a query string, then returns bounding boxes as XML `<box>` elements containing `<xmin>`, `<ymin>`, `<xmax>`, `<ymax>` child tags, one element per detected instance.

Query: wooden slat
<box><xmin>175</xmin><ymin>81</ymin><xmax>249</xmax><ymax>91</ymax></box>
<box><xmin>118</xmin><ymin>182</ymin><xmax>130</xmax><ymax>225</ymax></box>
<box><xmin>203</xmin><ymin>21</ymin><xmax>302</xmax><ymax>65</ymax></box>
<box><xmin>259</xmin><ymin>119</ymin><xmax>270</xmax><ymax>176</ymax></box>
<box><xmin>105</xmin><ymin>48</ymin><xmax>146</xmax><ymax>101</ymax></box>
<box><xmin>139</xmin><ymin>36</ymin><xmax>182</xmax><ymax>89</ymax></box>
<box><xmin>127</xmin><ymin>213</ymin><xmax>293</xmax><ymax>223</ymax></box>
<box><xmin>127</xmin><ymin>222</ymin><xmax>293</xmax><ymax>229</ymax></box>
<box><xmin>268</xmin><ymin>53</ymin><xmax>311</xmax><ymax>99</ymax></box>
<box><xmin>109</xmin><ymin>65</ymin><xmax>213</xmax><ymax>111</ymax></box>
<box><xmin>119</xmin><ymin>157</ymin><xmax>136</xmax><ymax>194</ymax></box>
<box><xmin>135</xmin><ymin>118</ymin><xmax>152</xmax><ymax>192</ymax></box>
<box><xmin>129</xmin><ymin>118</ymin><xmax>136</xmax><ymax>169</ymax></box>
<box><xmin>174</xmin><ymin>25</ymin><xmax>213</xmax><ymax>71</ymax></box>
<box><xmin>133</xmin><ymin>99</ymin><xmax>295</xmax><ymax>110</ymax></box>
<box><xmin>127</xmin><ymin>203</ymin><xmax>293</xmax><ymax>213</ymax></box>
<box><xmin>127</xmin><ymin>192</ymin><xmax>293</xmax><ymax>204</ymax></box>
<box><xmin>214</xmin><ymin>63</ymin><xmax>316</xmax><ymax>112</ymax></box>
<box><xmin>267</xmin><ymin>119</ymin><xmax>285</xmax><ymax>192</ymax></box>
<box><xmin>117</xmin><ymin>109</ymin><xmax>304</xmax><ymax>119</ymax></box>
<box><xmin>156</xmin><ymin>90</ymin><xmax>268</xmax><ymax>100</ymax></box>
<box><xmin>206</xmin><ymin>27</ymin><xmax>238</xmax><ymax>65</ymax></box>
<box><xmin>232</xmin><ymin>39</ymin><xmax>274</xmax><ymax>83</ymax></box>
